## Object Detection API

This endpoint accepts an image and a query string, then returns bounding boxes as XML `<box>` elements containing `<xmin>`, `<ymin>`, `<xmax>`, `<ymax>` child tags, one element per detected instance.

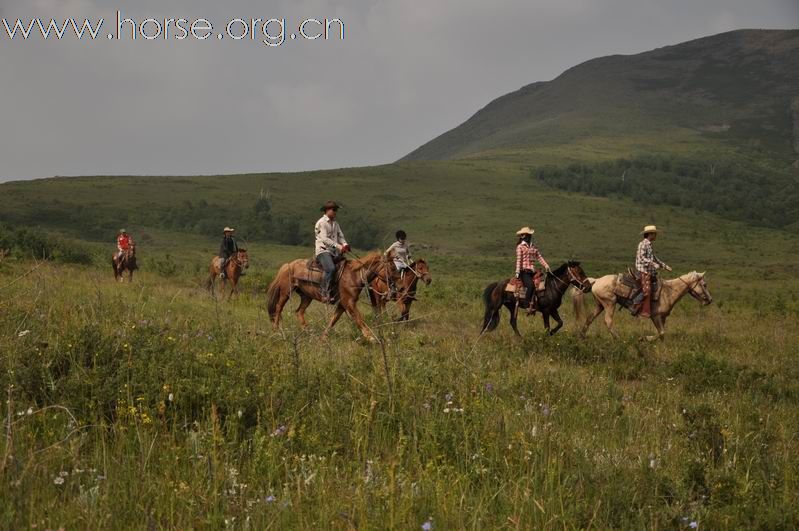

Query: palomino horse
<box><xmin>573</xmin><ymin>271</ymin><xmax>713</xmax><ymax>341</ymax></box>
<box><xmin>481</xmin><ymin>261</ymin><xmax>591</xmax><ymax>336</ymax></box>
<box><xmin>368</xmin><ymin>259</ymin><xmax>432</xmax><ymax>321</ymax></box>
<box><xmin>266</xmin><ymin>252</ymin><xmax>393</xmax><ymax>341</ymax></box>
<box><xmin>205</xmin><ymin>249</ymin><xmax>250</xmax><ymax>300</ymax></box>
<box><xmin>112</xmin><ymin>245</ymin><xmax>138</xmax><ymax>282</ymax></box>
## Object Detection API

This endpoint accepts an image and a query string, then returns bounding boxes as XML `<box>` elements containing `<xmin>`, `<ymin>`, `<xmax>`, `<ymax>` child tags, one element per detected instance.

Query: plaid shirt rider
<box><xmin>635</xmin><ymin>238</ymin><xmax>665</xmax><ymax>274</ymax></box>
<box><xmin>515</xmin><ymin>241</ymin><xmax>549</xmax><ymax>274</ymax></box>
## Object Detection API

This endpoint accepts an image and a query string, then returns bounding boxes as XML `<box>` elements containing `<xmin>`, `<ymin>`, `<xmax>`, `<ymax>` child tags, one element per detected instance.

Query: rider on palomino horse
<box><xmin>384</xmin><ymin>230</ymin><xmax>412</xmax><ymax>299</ymax></box>
<box><xmin>219</xmin><ymin>227</ymin><xmax>239</xmax><ymax>279</ymax></box>
<box><xmin>116</xmin><ymin>229</ymin><xmax>133</xmax><ymax>263</ymax></box>
<box><xmin>315</xmin><ymin>201</ymin><xmax>350</xmax><ymax>302</ymax></box>
<box><xmin>514</xmin><ymin>227</ymin><xmax>550</xmax><ymax>315</ymax></box>
<box><xmin>633</xmin><ymin>225</ymin><xmax>672</xmax><ymax>318</ymax></box>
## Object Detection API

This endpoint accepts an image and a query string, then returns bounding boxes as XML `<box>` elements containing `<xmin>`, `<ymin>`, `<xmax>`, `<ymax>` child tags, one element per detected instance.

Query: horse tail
<box><xmin>481</xmin><ymin>282</ymin><xmax>502</xmax><ymax>332</ymax></box>
<box><xmin>571</xmin><ymin>277</ymin><xmax>595</xmax><ymax>323</ymax></box>
<box><xmin>266</xmin><ymin>264</ymin><xmax>290</xmax><ymax>320</ymax></box>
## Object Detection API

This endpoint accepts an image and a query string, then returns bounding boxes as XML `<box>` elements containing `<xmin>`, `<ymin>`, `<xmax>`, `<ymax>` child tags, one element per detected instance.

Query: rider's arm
<box><xmin>336</xmin><ymin>224</ymin><xmax>348</xmax><ymax>249</ymax></box>
<box><xmin>515</xmin><ymin>245</ymin><xmax>522</xmax><ymax>276</ymax></box>
<box><xmin>532</xmin><ymin>245</ymin><xmax>550</xmax><ymax>270</ymax></box>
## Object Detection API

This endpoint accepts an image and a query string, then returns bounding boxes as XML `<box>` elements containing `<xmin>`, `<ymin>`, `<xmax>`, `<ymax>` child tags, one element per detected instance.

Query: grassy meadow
<box><xmin>1</xmin><ymin>196</ymin><xmax>799</xmax><ymax>528</ymax></box>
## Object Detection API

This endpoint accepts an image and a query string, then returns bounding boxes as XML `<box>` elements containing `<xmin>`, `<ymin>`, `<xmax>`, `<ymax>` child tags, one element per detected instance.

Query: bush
<box><xmin>0</xmin><ymin>224</ymin><xmax>93</xmax><ymax>264</ymax></box>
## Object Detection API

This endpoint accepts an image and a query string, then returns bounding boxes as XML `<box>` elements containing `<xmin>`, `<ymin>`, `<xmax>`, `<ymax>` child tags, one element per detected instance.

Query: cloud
<box><xmin>0</xmin><ymin>0</ymin><xmax>797</xmax><ymax>180</ymax></box>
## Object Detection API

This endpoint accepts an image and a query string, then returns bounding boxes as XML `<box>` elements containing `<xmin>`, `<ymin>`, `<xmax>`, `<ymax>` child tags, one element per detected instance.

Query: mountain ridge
<box><xmin>401</xmin><ymin>29</ymin><xmax>799</xmax><ymax>164</ymax></box>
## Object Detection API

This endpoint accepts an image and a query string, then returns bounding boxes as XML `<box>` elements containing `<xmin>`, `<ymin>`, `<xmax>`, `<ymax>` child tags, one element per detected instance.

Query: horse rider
<box><xmin>633</xmin><ymin>225</ymin><xmax>672</xmax><ymax>318</ymax></box>
<box><xmin>219</xmin><ymin>227</ymin><xmax>239</xmax><ymax>279</ymax></box>
<box><xmin>116</xmin><ymin>229</ymin><xmax>133</xmax><ymax>263</ymax></box>
<box><xmin>385</xmin><ymin>230</ymin><xmax>412</xmax><ymax>298</ymax></box>
<box><xmin>315</xmin><ymin>201</ymin><xmax>350</xmax><ymax>301</ymax></box>
<box><xmin>514</xmin><ymin>227</ymin><xmax>550</xmax><ymax>315</ymax></box>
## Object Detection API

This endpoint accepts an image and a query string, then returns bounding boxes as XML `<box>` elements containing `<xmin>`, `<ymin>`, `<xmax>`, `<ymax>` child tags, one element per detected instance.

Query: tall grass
<box><xmin>1</xmin><ymin>257</ymin><xmax>797</xmax><ymax>529</ymax></box>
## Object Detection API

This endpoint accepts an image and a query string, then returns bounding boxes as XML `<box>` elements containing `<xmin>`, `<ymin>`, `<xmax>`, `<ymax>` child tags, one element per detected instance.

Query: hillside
<box><xmin>401</xmin><ymin>29</ymin><xmax>799</xmax><ymax>166</ymax></box>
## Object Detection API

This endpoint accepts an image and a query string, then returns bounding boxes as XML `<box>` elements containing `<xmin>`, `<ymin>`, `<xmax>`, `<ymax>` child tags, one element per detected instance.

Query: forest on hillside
<box><xmin>533</xmin><ymin>156</ymin><xmax>799</xmax><ymax>230</ymax></box>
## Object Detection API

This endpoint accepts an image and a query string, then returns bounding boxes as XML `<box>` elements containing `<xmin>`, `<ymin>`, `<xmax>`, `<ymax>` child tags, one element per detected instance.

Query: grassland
<box><xmin>1</xmin><ymin>189</ymin><xmax>799</xmax><ymax>528</ymax></box>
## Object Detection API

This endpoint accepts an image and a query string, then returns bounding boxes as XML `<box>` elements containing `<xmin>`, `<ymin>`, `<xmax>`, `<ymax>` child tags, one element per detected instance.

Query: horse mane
<box><xmin>349</xmin><ymin>251</ymin><xmax>384</xmax><ymax>272</ymax></box>
<box><xmin>551</xmin><ymin>262</ymin><xmax>570</xmax><ymax>276</ymax></box>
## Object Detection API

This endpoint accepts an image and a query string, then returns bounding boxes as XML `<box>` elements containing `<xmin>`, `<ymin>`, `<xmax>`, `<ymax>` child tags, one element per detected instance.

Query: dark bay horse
<box><xmin>368</xmin><ymin>259</ymin><xmax>432</xmax><ymax>321</ymax></box>
<box><xmin>112</xmin><ymin>245</ymin><xmax>138</xmax><ymax>282</ymax></box>
<box><xmin>205</xmin><ymin>249</ymin><xmax>249</xmax><ymax>300</ymax></box>
<box><xmin>266</xmin><ymin>252</ymin><xmax>393</xmax><ymax>342</ymax></box>
<box><xmin>481</xmin><ymin>261</ymin><xmax>590</xmax><ymax>336</ymax></box>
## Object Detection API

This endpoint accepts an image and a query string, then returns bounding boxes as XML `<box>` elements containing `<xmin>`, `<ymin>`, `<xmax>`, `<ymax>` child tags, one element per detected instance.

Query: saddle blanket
<box><xmin>614</xmin><ymin>272</ymin><xmax>661</xmax><ymax>301</ymax></box>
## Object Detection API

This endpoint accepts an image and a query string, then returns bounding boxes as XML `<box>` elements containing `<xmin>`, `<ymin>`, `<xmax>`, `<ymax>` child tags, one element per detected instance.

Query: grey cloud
<box><xmin>1</xmin><ymin>0</ymin><xmax>797</xmax><ymax>180</ymax></box>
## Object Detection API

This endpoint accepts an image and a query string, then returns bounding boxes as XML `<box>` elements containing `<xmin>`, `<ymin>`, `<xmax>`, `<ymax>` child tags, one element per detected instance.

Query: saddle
<box><xmin>614</xmin><ymin>268</ymin><xmax>661</xmax><ymax>301</ymax></box>
<box><xmin>293</xmin><ymin>256</ymin><xmax>347</xmax><ymax>285</ymax></box>
<box><xmin>505</xmin><ymin>277</ymin><xmax>524</xmax><ymax>299</ymax></box>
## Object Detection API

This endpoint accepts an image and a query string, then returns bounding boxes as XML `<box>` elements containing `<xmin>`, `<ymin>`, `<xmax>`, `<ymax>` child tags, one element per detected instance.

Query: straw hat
<box><xmin>516</xmin><ymin>226</ymin><xmax>535</xmax><ymax>236</ymax></box>
<box><xmin>223</xmin><ymin>227</ymin><xmax>235</xmax><ymax>233</ymax></box>
<box><xmin>640</xmin><ymin>225</ymin><xmax>658</xmax><ymax>235</ymax></box>
<box><xmin>119</xmin><ymin>228</ymin><xmax>127</xmax><ymax>233</ymax></box>
<box><xmin>320</xmin><ymin>200</ymin><xmax>340</xmax><ymax>212</ymax></box>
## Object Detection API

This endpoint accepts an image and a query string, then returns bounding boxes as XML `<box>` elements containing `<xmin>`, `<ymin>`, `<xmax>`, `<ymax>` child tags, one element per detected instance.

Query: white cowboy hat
<box><xmin>516</xmin><ymin>226</ymin><xmax>535</xmax><ymax>236</ymax></box>
<box><xmin>223</xmin><ymin>227</ymin><xmax>235</xmax><ymax>232</ymax></box>
<box><xmin>119</xmin><ymin>228</ymin><xmax>127</xmax><ymax>233</ymax></box>
<box><xmin>640</xmin><ymin>225</ymin><xmax>658</xmax><ymax>235</ymax></box>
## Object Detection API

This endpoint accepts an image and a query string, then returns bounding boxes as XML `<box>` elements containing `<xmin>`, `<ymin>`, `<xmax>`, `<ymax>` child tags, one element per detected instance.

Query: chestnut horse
<box><xmin>368</xmin><ymin>259</ymin><xmax>432</xmax><ymax>321</ymax></box>
<box><xmin>112</xmin><ymin>244</ymin><xmax>138</xmax><ymax>282</ymax></box>
<box><xmin>205</xmin><ymin>249</ymin><xmax>249</xmax><ymax>300</ymax></box>
<box><xmin>481</xmin><ymin>261</ymin><xmax>591</xmax><ymax>336</ymax></box>
<box><xmin>266</xmin><ymin>252</ymin><xmax>393</xmax><ymax>341</ymax></box>
<box><xmin>573</xmin><ymin>270</ymin><xmax>712</xmax><ymax>341</ymax></box>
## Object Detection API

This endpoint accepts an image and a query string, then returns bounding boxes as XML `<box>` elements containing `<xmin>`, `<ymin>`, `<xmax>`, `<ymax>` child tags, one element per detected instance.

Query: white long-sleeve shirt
<box><xmin>314</xmin><ymin>215</ymin><xmax>348</xmax><ymax>257</ymax></box>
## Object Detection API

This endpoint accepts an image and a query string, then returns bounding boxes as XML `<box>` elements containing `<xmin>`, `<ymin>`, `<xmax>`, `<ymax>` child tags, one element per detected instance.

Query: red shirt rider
<box><xmin>117</xmin><ymin>230</ymin><xmax>132</xmax><ymax>258</ymax></box>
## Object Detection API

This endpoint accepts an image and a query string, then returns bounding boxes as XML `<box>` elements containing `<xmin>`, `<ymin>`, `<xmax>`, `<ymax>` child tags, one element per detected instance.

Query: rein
<box><xmin>677</xmin><ymin>274</ymin><xmax>708</xmax><ymax>303</ymax></box>
<box><xmin>547</xmin><ymin>266</ymin><xmax>587</xmax><ymax>292</ymax></box>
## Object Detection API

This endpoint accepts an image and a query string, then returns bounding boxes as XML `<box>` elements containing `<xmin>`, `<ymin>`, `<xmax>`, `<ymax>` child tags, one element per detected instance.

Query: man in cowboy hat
<box><xmin>633</xmin><ymin>225</ymin><xmax>672</xmax><ymax>318</ymax></box>
<box><xmin>218</xmin><ymin>227</ymin><xmax>239</xmax><ymax>279</ymax></box>
<box><xmin>315</xmin><ymin>201</ymin><xmax>350</xmax><ymax>301</ymax></box>
<box><xmin>116</xmin><ymin>229</ymin><xmax>133</xmax><ymax>263</ymax></box>
<box><xmin>514</xmin><ymin>226</ymin><xmax>550</xmax><ymax>315</ymax></box>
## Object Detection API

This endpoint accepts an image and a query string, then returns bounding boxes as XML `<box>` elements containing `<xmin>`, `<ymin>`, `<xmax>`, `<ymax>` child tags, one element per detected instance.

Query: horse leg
<box><xmin>603</xmin><ymin>304</ymin><xmax>620</xmax><ymax>339</ymax></box>
<box><xmin>322</xmin><ymin>305</ymin><xmax>347</xmax><ymax>340</ymax></box>
<box><xmin>272</xmin><ymin>288</ymin><xmax>291</xmax><ymax>329</ymax></box>
<box><xmin>295</xmin><ymin>295</ymin><xmax>312</xmax><ymax>327</ymax></box>
<box><xmin>346</xmin><ymin>302</ymin><xmax>376</xmax><ymax>342</ymax></box>
<box><xmin>401</xmin><ymin>300</ymin><xmax>412</xmax><ymax>321</ymax></box>
<box><xmin>580</xmin><ymin>300</ymin><xmax>604</xmax><ymax>338</ymax></box>
<box><xmin>227</xmin><ymin>278</ymin><xmax>238</xmax><ymax>301</ymax></box>
<box><xmin>550</xmin><ymin>309</ymin><xmax>564</xmax><ymax>335</ymax></box>
<box><xmin>506</xmin><ymin>301</ymin><xmax>521</xmax><ymax>337</ymax></box>
<box><xmin>542</xmin><ymin>312</ymin><xmax>551</xmax><ymax>335</ymax></box>
<box><xmin>645</xmin><ymin>315</ymin><xmax>666</xmax><ymax>342</ymax></box>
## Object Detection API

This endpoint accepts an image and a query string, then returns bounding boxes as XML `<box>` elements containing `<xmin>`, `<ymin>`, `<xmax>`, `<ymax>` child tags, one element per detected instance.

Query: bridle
<box><xmin>679</xmin><ymin>274</ymin><xmax>711</xmax><ymax>304</ymax></box>
<box><xmin>548</xmin><ymin>265</ymin><xmax>590</xmax><ymax>292</ymax></box>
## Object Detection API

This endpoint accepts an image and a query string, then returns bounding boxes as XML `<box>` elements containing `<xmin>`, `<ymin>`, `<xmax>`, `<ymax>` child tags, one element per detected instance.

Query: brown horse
<box><xmin>112</xmin><ymin>245</ymin><xmax>138</xmax><ymax>282</ymax></box>
<box><xmin>205</xmin><ymin>249</ymin><xmax>249</xmax><ymax>300</ymax></box>
<box><xmin>481</xmin><ymin>261</ymin><xmax>591</xmax><ymax>336</ymax></box>
<box><xmin>368</xmin><ymin>259</ymin><xmax>432</xmax><ymax>321</ymax></box>
<box><xmin>266</xmin><ymin>252</ymin><xmax>393</xmax><ymax>341</ymax></box>
<box><xmin>573</xmin><ymin>270</ymin><xmax>713</xmax><ymax>341</ymax></box>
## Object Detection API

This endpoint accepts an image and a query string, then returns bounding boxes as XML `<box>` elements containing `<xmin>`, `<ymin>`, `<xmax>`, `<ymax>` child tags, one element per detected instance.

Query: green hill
<box><xmin>401</xmin><ymin>29</ymin><xmax>799</xmax><ymax>166</ymax></box>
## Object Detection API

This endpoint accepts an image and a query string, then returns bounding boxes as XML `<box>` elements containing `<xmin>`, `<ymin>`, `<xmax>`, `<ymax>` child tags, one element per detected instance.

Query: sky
<box><xmin>0</xmin><ymin>0</ymin><xmax>797</xmax><ymax>181</ymax></box>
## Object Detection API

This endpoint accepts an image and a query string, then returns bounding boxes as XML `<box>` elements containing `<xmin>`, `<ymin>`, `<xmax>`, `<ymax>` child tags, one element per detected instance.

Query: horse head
<box><xmin>412</xmin><ymin>259</ymin><xmax>432</xmax><ymax>285</ymax></box>
<box><xmin>236</xmin><ymin>249</ymin><xmax>250</xmax><ymax>270</ymax></box>
<box><xmin>685</xmin><ymin>271</ymin><xmax>713</xmax><ymax>305</ymax></box>
<box><xmin>565</xmin><ymin>260</ymin><xmax>591</xmax><ymax>293</ymax></box>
